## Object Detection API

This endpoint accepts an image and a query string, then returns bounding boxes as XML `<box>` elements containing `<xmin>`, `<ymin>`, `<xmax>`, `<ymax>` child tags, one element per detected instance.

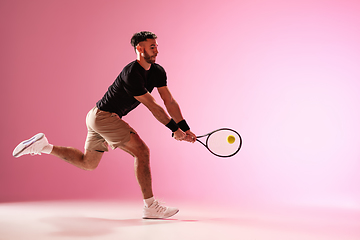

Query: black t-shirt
<box><xmin>96</xmin><ymin>60</ymin><xmax>167</xmax><ymax>117</ymax></box>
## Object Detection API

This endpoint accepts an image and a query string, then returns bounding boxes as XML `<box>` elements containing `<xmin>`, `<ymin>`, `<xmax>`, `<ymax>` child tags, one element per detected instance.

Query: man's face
<box><xmin>140</xmin><ymin>39</ymin><xmax>158</xmax><ymax>64</ymax></box>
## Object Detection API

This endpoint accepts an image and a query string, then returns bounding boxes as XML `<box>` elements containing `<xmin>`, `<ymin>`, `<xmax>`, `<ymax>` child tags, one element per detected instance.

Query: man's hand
<box><xmin>183</xmin><ymin>130</ymin><xmax>196</xmax><ymax>143</ymax></box>
<box><xmin>173</xmin><ymin>129</ymin><xmax>186</xmax><ymax>141</ymax></box>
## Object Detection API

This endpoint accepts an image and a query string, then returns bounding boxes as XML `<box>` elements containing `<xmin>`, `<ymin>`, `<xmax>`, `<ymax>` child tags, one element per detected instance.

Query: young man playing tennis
<box><xmin>12</xmin><ymin>31</ymin><xmax>196</xmax><ymax>219</ymax></box>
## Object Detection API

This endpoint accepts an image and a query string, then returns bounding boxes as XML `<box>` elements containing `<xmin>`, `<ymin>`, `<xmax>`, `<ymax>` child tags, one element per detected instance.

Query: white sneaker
<box><xmin>143</xmin><ymin>200</ymin><xmax>179</xmax><ymax>219</ymax></box>
<box><xmin>13</xmin><ymin>133</ymin><xmax>48</xmax><ymax>158</ymax></box>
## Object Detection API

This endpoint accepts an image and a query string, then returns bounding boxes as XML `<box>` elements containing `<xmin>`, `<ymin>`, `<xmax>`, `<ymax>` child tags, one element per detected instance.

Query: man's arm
<box><xmin>157</xmin><ymin>86</ymin><xmax>196</xmax><ymax>142</ymax></box>
<box><xmin>157</xmin><ymin>86</ymin><xmax>184</xmax><ymax>123</ymax></box>
<box><xmin>134</xmin><ymin>92</ymin><xmax>186</xmax><ymax>140</ymax></box>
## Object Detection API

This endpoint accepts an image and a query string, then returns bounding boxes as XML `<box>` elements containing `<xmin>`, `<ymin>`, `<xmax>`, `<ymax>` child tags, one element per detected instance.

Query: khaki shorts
<box><xmin>84</xmin><ymin>107</ymin><xmax>136</xmax><ymax>152</ymax></box>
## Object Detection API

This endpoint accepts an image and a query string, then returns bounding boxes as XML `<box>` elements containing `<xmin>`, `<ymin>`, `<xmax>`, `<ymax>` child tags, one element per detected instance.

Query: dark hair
<box><xmin>130</xmin><ymin>31</ymin><xmax>157</xmax><ymax>52</ymax></box>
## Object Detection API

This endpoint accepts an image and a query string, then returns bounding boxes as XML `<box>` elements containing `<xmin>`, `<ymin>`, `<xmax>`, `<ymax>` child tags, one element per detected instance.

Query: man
<box><xmin>12</xmin><ymin>31</ymin><xmax>196</xmax><ymax>219</ymax></box>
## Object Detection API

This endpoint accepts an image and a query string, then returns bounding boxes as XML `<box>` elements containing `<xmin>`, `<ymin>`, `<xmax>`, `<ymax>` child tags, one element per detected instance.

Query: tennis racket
<box><xmin>196</xmin><ymin>128</ymin><xmax>242</xmax><ymax>158</ymax></box>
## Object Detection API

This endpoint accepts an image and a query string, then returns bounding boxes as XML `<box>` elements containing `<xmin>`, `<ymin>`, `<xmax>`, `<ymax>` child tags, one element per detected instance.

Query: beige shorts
<box><xmin>84</xmin><ymin>107</ymin><xmax>136</xmax><ymax>152</ymax></box>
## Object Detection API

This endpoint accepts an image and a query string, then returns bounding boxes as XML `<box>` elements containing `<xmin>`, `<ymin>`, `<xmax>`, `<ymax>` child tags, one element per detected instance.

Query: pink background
<box><xmin>1</xmin><ymin>0</ymin><xmax>360</xmax><ymax>211</ymax></box>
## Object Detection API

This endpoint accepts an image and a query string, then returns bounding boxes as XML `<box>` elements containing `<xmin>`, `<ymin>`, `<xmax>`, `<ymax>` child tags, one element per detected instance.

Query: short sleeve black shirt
<box><xmin>96</xmin><ymin>61</ymin><xmax>167</xmax><ymax>117</ymax></box>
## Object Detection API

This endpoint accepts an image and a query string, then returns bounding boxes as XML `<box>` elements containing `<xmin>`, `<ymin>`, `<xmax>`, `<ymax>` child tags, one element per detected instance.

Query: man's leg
<box><xmin>51</xmin><ymin>147</ymin><xmax>104</xmax><ymax>171</ymax></box>
<box><xmin>119</xmin><ymin>133</ymin><xmax>153</xmax><ymax>199</ymax></box>
<box><xmin>119</xmin><ymin>132</ymin><xmax>179</xmax><ymax>219</ymax></box>
<box><xmin>12</xmin><ymin>133</ymin><xmax>104</xmax><ymax>171</ymax></box>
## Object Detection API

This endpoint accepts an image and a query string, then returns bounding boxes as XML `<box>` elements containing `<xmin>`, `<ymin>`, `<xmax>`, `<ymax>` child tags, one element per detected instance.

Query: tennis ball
<box><xmin>227</xmin><ymin>135</ymin><xmax>235</xmax><ymax>144</ymax></box>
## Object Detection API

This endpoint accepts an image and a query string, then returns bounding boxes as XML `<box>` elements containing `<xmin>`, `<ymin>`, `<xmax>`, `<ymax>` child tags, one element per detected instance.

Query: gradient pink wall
<box><xmin>1</xmin><ymin>0</ymin><xmax>360</xmax><ymax>210</ymax></box>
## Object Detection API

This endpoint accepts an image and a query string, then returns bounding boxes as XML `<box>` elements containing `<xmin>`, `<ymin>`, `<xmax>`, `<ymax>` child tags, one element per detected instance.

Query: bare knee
<box><xmin>82</xmin><ymin>150</ymin><xmax>103</xmax><ymax>171</ymax></box>
<box><xmin>137</xmin><ymin>143</ymin><xmax>150</xmax><ymax>160</ymax></box>
<box><xmin>129</xmin><ymin>143</ymin><xmax>150</xmax><ymax>167</ymax></box>
<box><xmin>121</xmin><ymin>133</ymin><xmax>150</xmax><ymax>161</ymax></box>
<box><xmin>82</xmin><ymin>161</ymin><xmax>99</xmax><ymax>171</ymax></box>
<box><xmin>142</xmin><ymin>143</ymin><xmax>150</xmax><ymax>157</ymax></box>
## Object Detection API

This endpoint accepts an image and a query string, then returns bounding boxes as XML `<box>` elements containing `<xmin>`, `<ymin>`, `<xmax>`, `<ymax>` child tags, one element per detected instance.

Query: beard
<box><xmin>143</xmin><ymin>49</ymin><xmax>156</xmax><ymax>64</ymax></box>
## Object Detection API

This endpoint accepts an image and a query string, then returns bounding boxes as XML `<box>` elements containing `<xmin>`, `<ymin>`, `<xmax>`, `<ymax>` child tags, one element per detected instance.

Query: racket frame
<box><xmin>196</xmin><ymin>128</ymin><xmax>242</xmax><ymax>158</ymax></box>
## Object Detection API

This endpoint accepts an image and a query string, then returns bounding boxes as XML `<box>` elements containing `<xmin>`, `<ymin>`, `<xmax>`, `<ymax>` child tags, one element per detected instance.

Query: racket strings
<box><xmin>206</xmin><ymin>130</ymin><xmax>241</xmax><ymax>157</ymax></box>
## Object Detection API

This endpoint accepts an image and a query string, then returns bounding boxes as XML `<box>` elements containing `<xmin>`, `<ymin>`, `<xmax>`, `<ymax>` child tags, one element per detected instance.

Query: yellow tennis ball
<box><xmin>227</xmin><ymin>135</ymin><xmax>235</xmax><ymax>144</ymax></box>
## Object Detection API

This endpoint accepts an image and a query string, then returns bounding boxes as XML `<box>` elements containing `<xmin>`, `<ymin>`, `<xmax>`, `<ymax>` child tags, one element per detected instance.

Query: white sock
<box><xmin>41</xmin><ymin>144</ymin><xmax>54</xmax><ymax>154</ymax></box>
<box><xmin>144</xmin><ymin>197</ymin><xmax>155</xmax><ymax>207</ymax></box>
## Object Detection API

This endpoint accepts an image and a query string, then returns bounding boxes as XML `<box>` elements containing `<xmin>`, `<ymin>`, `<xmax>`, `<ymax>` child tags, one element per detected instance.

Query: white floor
<box><xmin>0</xmin><ymin>200</ymin><xmax>359</xmax><ymax>240</ymax></box>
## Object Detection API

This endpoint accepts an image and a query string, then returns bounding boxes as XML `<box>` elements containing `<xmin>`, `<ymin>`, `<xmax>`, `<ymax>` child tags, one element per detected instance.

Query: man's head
<box><xmin>131</xmin><ymin>31</ymin><xmax>157</xmax><ymax>52</ymax></box>
<box><xmin>131</xmin><ymin>31</ymin><xmax>158</xmax><ymax>64</ymax></box>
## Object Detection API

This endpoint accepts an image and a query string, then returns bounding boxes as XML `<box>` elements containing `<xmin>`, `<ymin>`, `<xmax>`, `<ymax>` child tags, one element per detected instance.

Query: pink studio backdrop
<box><xmin>1</xmin><ymin>0</ymin><xmax>360</xmax><ymax>210</ymax></box>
